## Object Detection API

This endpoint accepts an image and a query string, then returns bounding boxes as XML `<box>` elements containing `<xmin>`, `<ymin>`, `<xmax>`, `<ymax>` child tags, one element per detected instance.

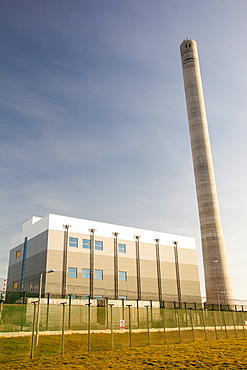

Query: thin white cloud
<box><xmin>1</xmin><ymin>0</ymin><xmax>246</xmax><ymax>300</ymax></box>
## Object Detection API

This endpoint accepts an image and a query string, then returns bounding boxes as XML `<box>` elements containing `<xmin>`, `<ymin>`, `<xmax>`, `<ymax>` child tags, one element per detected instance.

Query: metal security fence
<box><xmin>5</xmin><ymin>283</ymin><xmax>247</xmax><ymax>308</ymax></box>
<box><xmin>0</xmin><ymin>301</ymin><xmax>247</xmax><ymax>363</ymax></box>
<box><xmin>5</xmin><ymin>284</ymin><xmax>204</xmax><ymax>303</ymax></box>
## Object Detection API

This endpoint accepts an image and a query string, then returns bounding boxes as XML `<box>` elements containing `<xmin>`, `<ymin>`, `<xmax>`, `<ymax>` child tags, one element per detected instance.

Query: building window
<box><xmin>69</xmin><ymin>237</ymin><xmax>78</xmax><ymax>248</ymax></box>
<box><xmin>95</xmin><ymin>241</ymin><xmax>103</xmax><ymax>250</ymax></box>
<box><xmin>82</xmin><ymin>239</ymin><xmax>91</xmax><ymax>249</ymax></box>
<box><xmin>94</xmin><ymin>295</ymin><xmax>103</xmax><ymax>299</ymax></box>
<box><xmin>119</xmin><ymin>296</ymin><xmax>127</xmax><ymax>300</ymax></box>
<box><xmin>16</xmin><ymin>250</ymin><xmax>21</xmax><ymax>258</ymax></box>
<box><xmin>68</xmin><ymin>267</ymin><xmax>77</xmax><ymax>278</ymax></box>
<box><xmin>82</xmin><ymin>268</ymin><xmax>90</xmax><ymax>279</ymax></box>
<box><xmin>95</xmin><ymin>269</ymin><xmax>103</xmax><ymax>280</ymax></box>
<box><xmin>119</xmin><ymin>271</ymin><xmax>127</xmax><ymax>281</ymax></box>
<box><xmin>118</xmin><ymin>244</ymin><xmax>126</xmax><ymax>253</ymax></box>
<box><xmin>13</xmin><ymin>282</ymin><xmax>18</xmax><ymax>289</ymax></box>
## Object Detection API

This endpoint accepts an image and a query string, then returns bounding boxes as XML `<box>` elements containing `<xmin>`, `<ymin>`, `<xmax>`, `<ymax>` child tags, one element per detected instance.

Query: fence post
<box><xmin>231</xmin><ymin>310</ymin><xmax>237</xmax><ymax>338</ymax></box>
<box><xmin>219</xmin><ymin>306</ymin><xmax>223</xmax><ymax>331</ymax></box>
<box><xmin>189</xmin><ymin>308</ymin><xmax>195</xmax><ymax>342</ymax></box>
<box><xmin>136</xmin><ymin>300</ymin><xmax>139</xmax><ymax>329</ymax></box>
<box><xmin>184</xmin><ymin>302</ymin><xmax>188</xmax><ymax>326</ymax></box>
<box><xmin>127</xmin><ymin>305</ymin><xmax>132</xmax><ymax>347</ymax></box>
<box><xmin>105</xmin><ymin>297</ymin><xmax>109</xmax><ymax>329</ymax></box>
<box><xmin>109</xmin><ymin>304</ymin><xmax>114</xmax><ymax>349</ymax></box>
<box><xmin>20</xmin><ymin>303</ymin><xmax>25</xmax><ymax>331</ymax></box>
<box><xmin>241</xmin><ymin>310</ymin><xmax>246</xmax><ymax>338</ymax></box>
<box><xmin>35</xmin><ymin>273</ymin><xmax>43</xmax><ymax>345</ymax></box>
<box><xmin>46</xmin><ymin>293</ymin><xmax>50</xmax><ymax>331</ymax></box>
<box><xmin>68</xmin><ymin>294</ymin><xmax>72</xmax><ymax>330</ymax></box>
<box><xmin>30</xmin><ymin>302</ymin><xmax>37</xmax><ymax>359</ymax></box>
<box><xmin>150</xmin><ymin>300</ymin><xmax>153</xmax><ymax>328</ymax></box>
<box><xmin>122</xmin><ymin>299</ymin><xmax>125</xmax><ymax>321</ymax></box>
<box><xmin>61</xmin><ymin>302</ymin><xmax>67</xmax><ymax>355</ymax></box>
<box><xmin>86</xmin><ymin>299</ymin><xmax>92</xmax><ymax>352</ymax></box>
<box><xmin>223</xmin><ymin>310</ymin><xmax>228</xmax><ymax>339</ymax></box>
<box><xmin>163</xmin><ymin>306</ymin><xmax>167</xmax><ymax>345</ymax></box>
<box><xmin>0</xmin><ymin>301</ymin><xmax>3</xmax><ymax>322</ymax></box>
<box><xmin>213</xmin><ymin>310</ymin><xmax>218</xmax><ymax>340</ymax></box>
<box><xmin>20</xmin><ymin>293</ymin><xmax>26</xmax><ymax>331</ymax></box>
<box><xmin>201</xmin><ymin>309</ymin><xmax>207</xmax><ymax>341</ymax></box>
<box><xmin>176</xmin><ymin>307</ymin><xmax>181</xmax><ymax>343</ymax></box>
<box><xmin>145</xmin><ymin>306</ymin><xmax>150</xmax><ymax>346</ymax></box>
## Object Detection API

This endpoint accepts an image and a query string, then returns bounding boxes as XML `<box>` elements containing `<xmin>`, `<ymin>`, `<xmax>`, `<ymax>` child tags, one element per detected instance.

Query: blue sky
<box><xmin>1</xmin><ymin>0</ymin><xmax>246</xmax><ymax>300</ymax></box>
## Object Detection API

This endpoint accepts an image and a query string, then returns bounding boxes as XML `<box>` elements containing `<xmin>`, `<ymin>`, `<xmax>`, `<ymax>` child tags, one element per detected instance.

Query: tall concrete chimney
<box><xmin>180</xmin><ymin>39</ymin><xmax>234</xmax><ymax>304</ymax></box>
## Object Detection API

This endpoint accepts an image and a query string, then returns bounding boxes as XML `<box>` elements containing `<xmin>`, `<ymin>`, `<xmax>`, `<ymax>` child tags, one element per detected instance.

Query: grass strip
<box><xmin>1</xmin><ymin>337</ymin><xmax>246</xmax><ymax>369</ymax></box>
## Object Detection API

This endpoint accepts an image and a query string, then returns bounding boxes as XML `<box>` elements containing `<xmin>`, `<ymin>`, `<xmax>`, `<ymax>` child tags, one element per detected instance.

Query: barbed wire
<box><xmin>4</xmin><ymin>280</ymin><xmax>247</xmax><ymax>306</ymax></box>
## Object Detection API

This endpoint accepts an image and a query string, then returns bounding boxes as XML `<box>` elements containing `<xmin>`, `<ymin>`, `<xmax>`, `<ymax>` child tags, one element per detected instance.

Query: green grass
<box><xmin>1</xmin><ymin>337</ymin><xmax>246</xmax><ymax>369</ymax></box>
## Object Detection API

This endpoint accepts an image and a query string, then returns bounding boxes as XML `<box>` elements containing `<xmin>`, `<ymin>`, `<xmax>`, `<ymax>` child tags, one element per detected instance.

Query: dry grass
<box><xmin>0</xmin><ymin>333</ymin><xmax>246</xmax><ymax>369</ymax></box>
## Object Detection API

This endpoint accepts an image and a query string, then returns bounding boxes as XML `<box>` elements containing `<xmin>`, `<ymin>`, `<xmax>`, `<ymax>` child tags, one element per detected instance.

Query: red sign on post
<box><xmin>120</xmin><ymin>320</ymin><xmax>125</xmax><ymax>329</ymax></box>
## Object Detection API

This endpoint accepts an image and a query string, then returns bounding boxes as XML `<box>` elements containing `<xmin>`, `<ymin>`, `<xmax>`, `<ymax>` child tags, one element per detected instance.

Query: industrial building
<box><xmin>7</xmin><ymin>214</ymin><xmax>201</xmax><ymax>302</ymax></box>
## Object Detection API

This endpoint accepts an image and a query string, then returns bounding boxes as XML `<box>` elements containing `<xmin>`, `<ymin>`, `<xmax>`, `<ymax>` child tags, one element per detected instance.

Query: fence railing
<box><xmin>0</xmin><ymin>301</ymin><xmax>247</xmax><ymax>363</ymax></box>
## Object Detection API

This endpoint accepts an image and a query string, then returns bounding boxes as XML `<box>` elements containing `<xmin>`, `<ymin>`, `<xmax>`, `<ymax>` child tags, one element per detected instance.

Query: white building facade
<box><xmin>7</xmin><ymin>214</ymin><xmax>201</xmax><ymax>302</ymax></box>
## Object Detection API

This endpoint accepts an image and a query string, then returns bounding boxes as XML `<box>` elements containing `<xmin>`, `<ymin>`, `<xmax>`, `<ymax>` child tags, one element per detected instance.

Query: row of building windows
<box><xmin>69</xmin><ymin>238</ymin><xmax>126</xmax><ymax>253</ymax></box>
<box><xmin>15</xmin><ymin>241</ymin><xmax>127</xmax><ymax>258</ymax></box>
<box><xmin>68</xmin><ymin>267</ymin><xmax>127</xmax><ymax>281</ymax></box>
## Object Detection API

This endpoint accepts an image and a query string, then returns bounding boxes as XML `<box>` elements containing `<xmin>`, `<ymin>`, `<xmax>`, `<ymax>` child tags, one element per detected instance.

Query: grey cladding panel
<box><xmin>27</xmin><ymin>230</ymin><xmax>49</xmax><ymax>257</ymax></box>
<box><xmin>8</xmin><ymin>243</ymin><xmax>24</xmax><ymax>265</ymax></box>
<box><xmin>24</xmin><ymin>250</ymin><xmax>47</xmax><ymax>279</ymax></box>
<box><xmin>7</xmin><ymin>261</ymin><xmax>22</xmax><ymax>288</ymax></box>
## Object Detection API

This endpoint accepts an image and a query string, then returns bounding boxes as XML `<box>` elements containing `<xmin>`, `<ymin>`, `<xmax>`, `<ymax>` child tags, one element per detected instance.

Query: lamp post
<box><xmin>36</xmin><ymin>269</ymin><xmax>55</xmax><ymax>345</ymax></box>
